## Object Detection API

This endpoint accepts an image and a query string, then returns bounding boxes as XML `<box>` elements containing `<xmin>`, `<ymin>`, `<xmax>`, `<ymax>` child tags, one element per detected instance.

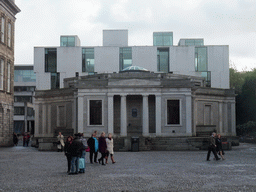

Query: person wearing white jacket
<box><xmin>105</xmin><ymin>133</ymin><xmax>116</xmax><ymax>164</ymax></box>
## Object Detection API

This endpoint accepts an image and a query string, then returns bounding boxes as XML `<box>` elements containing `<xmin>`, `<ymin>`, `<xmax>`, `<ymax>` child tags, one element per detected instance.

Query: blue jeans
<box><xmin>71</xmin><ymin>156</ymin><xmax>79</xmax><ymax>173</ymax></box>
<box><xmin>81</xmin><ymin>150</ymin><xmax>86</xmax><ymax>168</ymax></box>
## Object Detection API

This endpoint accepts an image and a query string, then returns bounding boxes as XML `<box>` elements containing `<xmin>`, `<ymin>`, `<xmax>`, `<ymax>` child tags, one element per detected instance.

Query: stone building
<box><xmin>0</xmin><ymin>0</ymin><xmax>20</xmax><ymax>146</ymax></box>
<box><xmin>34</xmin><ymin>68</ymin><xmax>236</xmax><ymax>151</ymax></box>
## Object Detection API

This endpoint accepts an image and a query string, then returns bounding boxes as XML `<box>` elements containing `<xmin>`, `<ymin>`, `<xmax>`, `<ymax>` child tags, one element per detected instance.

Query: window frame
<box><xmin>165</xmin><ymin>99</ymin><xmax>182</xmax><ymax>126</ymax></box>
<box><xmin>7</xmin><ymin>22</ymin><xmax>11</xmax><ymax>47</ymax></box>
<box><xmin>87</xmin><ymin>99</ymin><xmax>104</xmax><ymax>126</ymax></box>
<box><xmin>1</xmin><ymin>16</ymin><xmax>5</xmax><ymax>43</ymax></box>
<box><xmin>119</xmin><ymin>47</ymin><xmax>132</xmax><ymax>71</ymax></box>
<box><xmin>82</xmin><ymin>48</ymin><xmax>95</xmax><ymax>73</ymax></box>
<box><xmin>7</xmin><ymin>61</ymin><xmax>10</xmax><ymax>92</ymax></box>
<box><xmin>0</xmin><ymin>59</ymin><xmax>4</xmax><ymax>90</ymax></box>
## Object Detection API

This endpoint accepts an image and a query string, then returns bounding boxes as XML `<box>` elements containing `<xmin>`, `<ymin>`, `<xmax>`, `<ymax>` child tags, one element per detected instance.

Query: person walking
<box><xmin>64</xmin><ymin>136</ymin><xmax>73</xmax><ymax>173</ymax></box>
<box><xmin>69</xmin><ymin>134</ymin><xmax>84</xmax><ymax>175</ymax></box>
<box><xmin>216</xmin><ymin>134</ymin><xmax>225</xmax><ymax>160</ymax></box>
<box><xmin>206</xmin><ymin>132</ymin><xmax>220</xmax><ymax>161</ymax></box>
<box><xmin>98</xmin><ymin>132</ymin><xmax>107</xmax><ymax>165</ymax></box>
<box><xmin>87</xmin><ymin>133</ymin><xmax>98</xmax><ymax>164</ymax></box>
<box><xmin>105</xmin><ymin>133</ymin><xmax>116</xmax><ymax>164</ymax></box>
<box><xmin>57</xmin><ymin>132</ymin><xmax>65</xmax><ymax>152</ymax></box>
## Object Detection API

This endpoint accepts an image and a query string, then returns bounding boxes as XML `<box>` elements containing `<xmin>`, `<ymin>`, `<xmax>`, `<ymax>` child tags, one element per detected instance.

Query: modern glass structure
<box><xmin>14</xmin><ymin>69</ymin><xmax>36</xmax><ymax>82</ymax></box>
<box><xmin>195</xmin><ymin>47</ymin><xmax>207</xmax><ymax>71</ymax></box>
<box><xmin>153</xmin><ymin>32</ymin><xmax>173</xmax><ymax>46</ymax></box>
<box><xmin>60</xmin><ymin>36</ymin><xmax>75</xmax><ymax>47</ymax></box>
<box><xmin>82</xmin><ymin>48</ymin><xmax>94</xmax><ymax>72</ymax></box>
<box><xmin>45</xmin><ymin>48</ymin><xmax>57</xmax><ymax>73</ymax></box>
<box><xmin>119</xmin><ymin>47</ymin><xmax>132</xmax><ymax>71</ymax></box>
<box><xmin>185</xmin><ymin>39</ymin><xmax>204</xmax><ymax>46</ymax></box>
<box><xmin>157</xmin><ymin>48</ymin><xmax>169</xmax><ymax>73</ymax></box>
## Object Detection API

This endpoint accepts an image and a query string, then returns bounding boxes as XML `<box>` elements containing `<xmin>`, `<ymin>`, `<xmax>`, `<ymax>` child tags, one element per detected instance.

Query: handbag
<box><xmin>79</xmin><ymin>158</ymin><xmax>85</xmax><ymax>169</ymax></box>
<box><xmin>86</xmin><ymin>146</ymin><xmax>90</xmax><ymax>152</ymax></box>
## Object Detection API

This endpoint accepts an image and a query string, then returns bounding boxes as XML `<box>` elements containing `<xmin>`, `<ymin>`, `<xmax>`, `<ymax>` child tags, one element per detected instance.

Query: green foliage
<box><xmin>236</xmin><ymin>121</ymin><xmax>256</xmax><ymax>136</ymax></box>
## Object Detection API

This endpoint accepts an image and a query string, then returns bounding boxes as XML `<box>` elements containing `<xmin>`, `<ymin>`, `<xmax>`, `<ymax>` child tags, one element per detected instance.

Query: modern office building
<box><xmin>13</xmin><ymin>65</ymin><xmax>36</xmax><ymax>135</ymax></box>
<box><xmin>34</xmin><ymin>30</ymin><xmax>229</xmax><ymax>91</ymax></box>
<box><xmin>33</xmin><ymin>30</ymin><xmax>235</xmax><ymax>151</ymax></box>
<box><xmin>0</xmin><ymin>0</ymin><xmax>20</xmax><ymax>146</ymax></box>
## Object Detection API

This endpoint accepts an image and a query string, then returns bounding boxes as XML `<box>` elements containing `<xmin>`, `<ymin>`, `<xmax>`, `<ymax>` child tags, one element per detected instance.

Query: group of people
<box><xmin>206</xmin><ymin>132</ymin><xmax>225</xmax><ymax>161</ymax></box>
<box><xmin>62</xmin><ymin>131</ymin><xmax>115</xmax><ymax>175</ymax></box>
<box><xmin>87</xmin><ymin>131</ymin><xmax>116</xmax><ymax>165</ymax></box>
<box><xmin>23</xmin><ymin>132</ymin><xmax>30</xmax><ymax>147</ymax></box>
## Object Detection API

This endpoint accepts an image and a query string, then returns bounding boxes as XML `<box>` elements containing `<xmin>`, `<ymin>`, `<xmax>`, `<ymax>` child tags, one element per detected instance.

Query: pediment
<box><xmin>108</xmin><ymin>79</ymin><xmax>161</xmax><ymax>87</ymax></box>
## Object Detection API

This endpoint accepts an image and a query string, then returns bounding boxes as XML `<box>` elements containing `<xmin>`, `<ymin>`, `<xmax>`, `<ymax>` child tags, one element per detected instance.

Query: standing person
<box><xmin>79</xmin><ymin>133</ymin><xmax>88</xmax><ymax>173</ymax></box>
<box><xmin>26</xmin><ymin>132</ymin><xmax>30</xmax><ymax>147</ymax></box>
<box><xmin>64</xmin><ymin>136</ymin><xmax>73</xmax><ymax>173</ymax></box>
<box><xmin>87</xmin><ymin>133</ymin><xmax>98</xmax><ymax>164</ymax></box>
<box><xmin>98</xmin><ymin>132</ymin><xmax>107</xmax><ymax>165</ymax></box>
<box><xmin>69</xmin><ymin>134</ymin><xmax>84</xmax><ymax>175</ymax></box>
<box><xmin>105</xmin><ymin>133</ymin><xmax>116</xmax><ymax>164</ymax></box>
<box><xmin>13</xmin><ymin>132</ymin><xmax>18</xmax><ymax>146</ymax></box>
<box><xmin>216</xmin><ymin>134</ymin><xmax>225</xmax><ymax>160</ymax></box>
<box><xmin>23</xmin><ymin>132</ymin><xmax>27</xmax><ymax>147</ymax></box>
<box><xmin>57</xmin><ymin>132</ymin><xmax>65</xmax><ymax>152</ymax></box>
<box><xmin>206</xmin><ymin>132</ymin><xmax>220</xmax><ymax>161</ymax></box>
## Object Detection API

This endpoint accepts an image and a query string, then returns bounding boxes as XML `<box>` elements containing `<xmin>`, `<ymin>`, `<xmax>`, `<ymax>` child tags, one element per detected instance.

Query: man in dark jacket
<box><xmin>206</xmin><ymin>132</ymin><xmax>220</xmax><ymax>161</ymax></box>
<box><xmin>69</xmin><ymin>134</ymin><xmax>85</xmax><ymax>175</ymax></box>
<box><xmin>87</xmin><ymin>133</ymin><xmax>98</xmax><ymax>164</ymax></box>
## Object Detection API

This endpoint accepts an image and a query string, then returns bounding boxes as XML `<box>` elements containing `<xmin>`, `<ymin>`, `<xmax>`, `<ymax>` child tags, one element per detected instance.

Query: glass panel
<box><xmin>82</xmin><ymin>48</ymin><xmax>94</xmax><ymax>72</ymax></box>
<box><xmin>195</xmin><ymin>47</ymin><xmax>207</xmax><ymax>71</ymax></box>
<box><xmin>120</xmin><ymin>47</ymin><xmax>132</xmax><ymax>70</ymax></box>
<box><xmin>14</xmin><ymin>107</ymin><xmax>25</xmax><ymax>115</ymax></box>
<box><xmin>45</xmin><ymin>48</ymin><xmax>57</xmax><ymax>72</ymax></box>
<box><xmin>167</xmin><ymin>100</ymin><xmax>180</xmax><ymax>124</ymax></box>
<box><xmin>68</xmin><ymin>37</ymin><xmax>75</xmax><ymax>47</ymax></box>
<box><xmin>90</xmin><ymin>100</ymin><xmax>102</xmax><ymax>125</ymax></box>
<box><xmin>51</xmin><ymin>72</ymin><xmax>60</xmax><ymax>89</ymax></box>
<box><xmin>14</xmin><ymin>70</ymin><xmax>36</xmax><ymax>82</ymax></box>
<box><xmin>8</xmin><ymin>23</ymin><xmax>11</xmax><ymax>47</ymax></box>
<box><xmin>153</xmin><ymin>32</ymin><xmax>173</xmax><ymax>46</ymax></box>
<box><xmin>201</xmin><ymin>71</ymin><xmax>211</xmax><ymax>87</ymax></box>
<box><xmin>1</xmin><ymin>17</ymin><xmax>5</xmax><ymax>43</ymax></box>
<box><xmin>60</xmin><ymin>37</ymin><xmax>68</xmax><ymax>47</ymax></box>
<box><xmin>14</xmin><ymin>96</ymin><xmax>32</xmax><ymax>102</ymax></box>
<box><xmin>157</xmin><ymin>48</ymin><xmax>169</xmax><ymax>73</ymax></box>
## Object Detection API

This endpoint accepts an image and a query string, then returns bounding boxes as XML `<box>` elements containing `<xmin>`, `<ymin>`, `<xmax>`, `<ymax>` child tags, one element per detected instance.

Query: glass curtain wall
<box><xmin>185</xmin><ymin>39</ymin><xmax>204</xmax><ymax>46</ymax></box>
<box><xmin>45</xmin><ymin>48</ymin><xmax>59</xmax><ymax>89</ymax></box>
<box><xmin>14</xmin><ymin>70</ymin><xmax>36</xmax><ymax>82</ymax></box>
<box><xmin>82</xmin><ymin>48</ymin><xmax>94</xmax><ymax>72</ymax></box>
<box><xmin>119</xmin><ymin>47</ymin><xmax>132</xmax><ymax>71</ymax></box>
<box><xmin>60</xmin><ymin>36</ymin><xmax>75</xmax><ymax>47</ymax></box>
<box><xmin>157</xmin><ymin>48</ymin><xmax>169</xmax><ymax>73</ymax></box>
<box><xmin>153</xmin><ymin>32</ymin><xmax>173</xmax><ymax>46</ymax></box>
<box><xmin>195</xmin><ymin>47</ymin><xmax>207</xmax><ymax>71</ymax></box>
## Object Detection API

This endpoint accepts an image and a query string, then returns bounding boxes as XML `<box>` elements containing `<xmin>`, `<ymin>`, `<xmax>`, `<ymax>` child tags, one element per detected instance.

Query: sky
<box><xmin>14</xmin><ymin>0</ymin><xmax>256</xmax><ymax>71</ymax></box>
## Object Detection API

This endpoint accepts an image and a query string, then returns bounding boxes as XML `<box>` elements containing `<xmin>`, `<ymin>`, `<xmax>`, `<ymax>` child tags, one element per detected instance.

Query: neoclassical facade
<box><xmin>34</xmin><ymin>69</ymin><xmax>236</xmax><ymax>150</ymax></box>
<box><xmin>0</xmin><ymin>0</ymin><xmax>20</xmax><ymax>146</ymax></box>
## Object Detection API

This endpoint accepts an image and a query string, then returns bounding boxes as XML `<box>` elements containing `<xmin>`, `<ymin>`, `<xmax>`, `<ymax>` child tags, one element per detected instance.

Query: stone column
<box><xmin>142</xmin><ymin>94</ymin><xmax>149</xmax><ymax>137</ymax></box>
<box><xmin>120</xmin><ymin>94</ymin><xmax>127</xmax><ymax>137</ymax></box>
<box><xmin>185</xmin><ymin>94</ymin><xmax>192</xmax><ymax>134</ymax></box>
<box><xmin>34</xmin><ymin>103</ymin><xmax>39</xmax><ymax>137</ymax></box>
<box><xmin>218</xmin><ymin>102</ymin><xmax>223</xmax><ymax>133</ymax></box>
<box><xmin>47</xmin><ymin>104</ymin><xmax>51</xmax><ymax>134</ymax></box>
<box><xmin>108</xmin><ymin>94</ymin><xmax>114</xmax><ymax>134</ymax></box>
<box><xmin>155</xmin><ymin>94</ymin><xmax>162</xmax><ymax>136</ymax></box>
<box><xmin>42</xmin><ymin>104</ymin><xmax>46</xmax><ymax>136</ymax></box>
<box><xmin>77</xmin><ymin>96</ymin><xmax>84</xmax><ymax>134</ymax></box>
<box><xmin>231</xmin><ymin>102</ymin><xmax>236</xmax><ymax>136</ymax></box>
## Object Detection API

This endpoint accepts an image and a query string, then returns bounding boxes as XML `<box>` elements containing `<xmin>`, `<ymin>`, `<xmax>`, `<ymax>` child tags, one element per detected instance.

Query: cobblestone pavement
<box><xmin>0</xmin><ymin>143</ymin><xmax>256</xmax><ymax>192</ymax></box>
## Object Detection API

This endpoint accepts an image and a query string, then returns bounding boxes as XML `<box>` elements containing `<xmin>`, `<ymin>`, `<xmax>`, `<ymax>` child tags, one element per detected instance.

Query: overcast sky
<box><xmin>14</xmin><ymin>0</ymin><xmax>256</xmax><ymax>71</ymax></box>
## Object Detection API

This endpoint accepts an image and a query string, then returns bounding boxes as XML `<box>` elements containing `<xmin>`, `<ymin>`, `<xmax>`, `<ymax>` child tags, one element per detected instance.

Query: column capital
<box><xmin>107</xmin><ymin>93</ymin><xmax>115</xmax><ymax>97</ymax></box>
<box><xmin>142</xmin><ymin>94</ymin><xmax>149</xmax><ymax>97</ymax></box>
<box><xmin>120</xmin><ymin>94</ymin><xmax>127</xmax><ymax>97</ymax></box>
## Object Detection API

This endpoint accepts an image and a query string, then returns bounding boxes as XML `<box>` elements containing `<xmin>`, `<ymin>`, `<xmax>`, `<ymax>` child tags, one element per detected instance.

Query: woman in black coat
<box><xmin>98</xmin><ymin>132</ymin><xmax>107</xmax><ymax>165</ymax></box>
<box><xmin>216</xmin><ymin>134</ymin><xmax>225</xmax><ymax>160</ymax></box>
<box><xmin>64</xmin><ymin>136</ymin><xmax>73</xmax><ymax>173</ymax></box>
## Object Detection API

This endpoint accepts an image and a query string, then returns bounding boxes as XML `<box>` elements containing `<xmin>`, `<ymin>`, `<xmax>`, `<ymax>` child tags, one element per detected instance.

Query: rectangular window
<box><xmin>82</xmin><ymin>48</ymin><xmax>94</xmax><ymax>72</ymax></box>
<box><xmin>1</xmin><ymin>17</ymin><xmax>5</xmax><ymax>43</ymax></box>
<box><xmin>7</xmin><ymin>22</ymin><xmax>11</xmax><ymax>47</ymax></box>
<box><xmin>185</xmin><ymin>39</ymin><xmax>204</xmax><ymax>46</ymax></box>
<box><xmin>89</xmin><ymin>100</ymin><xmax>102</xmax><ymax>125</ymax></box>
<box><xmin>45</xmin><ymin>48</ymin><xmax>57</xmax><ymax>72</ymax></box>
<box><xmin>57</xmin><ymin>106</ymin><xmax>65</xmax><ymax>127</ymax></box>
<box><xmin>14</xmin><ymin>96</ymin><xmax>32</xmax><ymax>103</ymax></box>
<box><xmin>157</xmin><ymin>48</ymin><xmax>169</xmax><ymax>73</ymax></box>
<box><xmin>51</xmin><ymin>72</ymin><xmax>60</xmax><ymax>89</ymax></box>
<box><xmin>153</xmin><ymin>32</ymin><xmax>173</xmax><ymax>46</ymax></box>
<box><xmin>14</xmin><ymin>107</ymin><xmax>25</xmax><ymax>115</ymax></box>
<box><xmin>14</xmin><ymin>70</ymin><xmax>36</xmax><ymax>82</ymax></box>
<box><xmin>14</xmin><ymin>86</ymin><xmax>35</xmax><ymax>92</ymax></box>
<box><xmin>60</xmin><ymin>36</ymin><xmax>75</xmax><ymax>47</ymax></box>
<box><xmin>201</xmin><ymin>71</ymin><xmax>211</xmax><ymax>87</ymax></box>
<box><xmin>167</xmin><ymin>100</ymin><xmax>180</xmax><ymax>125</ymax></box>
<box><xmin>0</xmin><ymin>59</ymin><xmax>3</xmax><ymax>90</ymax></box>
<box><xmin>195</xmin><ymin>47</ymin><xmax>207</xmax><ymax>71</ymax></box>
<box><xmin>7</xmin><ymin>62</ymin><xmax>10</xmax><ymax>92</ymax></box>
<box><xmin>119</xmin><ymin>47</ymin><xmax>132</xmax><ymax>71</ymax></box>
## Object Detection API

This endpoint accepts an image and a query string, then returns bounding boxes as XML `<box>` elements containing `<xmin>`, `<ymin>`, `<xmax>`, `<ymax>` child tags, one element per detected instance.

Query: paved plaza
<box><xmin>0</xmin><ymin>143</ymin><xmax>256</xmax><ymax>192</ymax></box>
